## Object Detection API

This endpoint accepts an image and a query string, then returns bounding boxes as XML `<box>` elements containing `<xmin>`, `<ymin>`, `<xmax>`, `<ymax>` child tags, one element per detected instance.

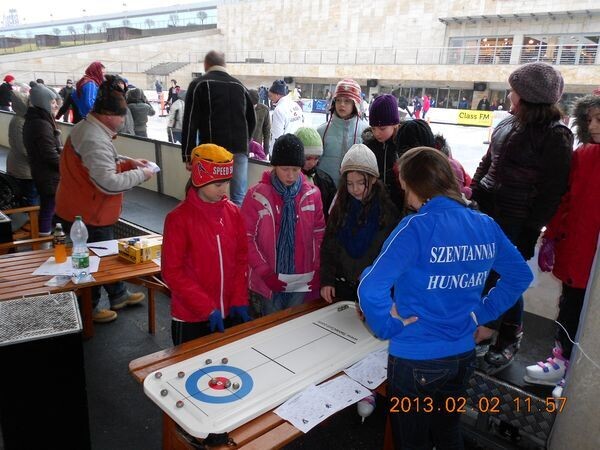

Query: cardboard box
<box><xmin>118</xmin><ymin>236</ymin><xmax>162</xmax><ymax>264</ymax></box>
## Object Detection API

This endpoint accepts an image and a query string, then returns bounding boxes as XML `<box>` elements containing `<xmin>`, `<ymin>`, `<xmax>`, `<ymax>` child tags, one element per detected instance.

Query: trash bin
<box><xmin>0</xmin><ymin>292</ymin><xmax>91</xmax><ymax>450</ymax></box>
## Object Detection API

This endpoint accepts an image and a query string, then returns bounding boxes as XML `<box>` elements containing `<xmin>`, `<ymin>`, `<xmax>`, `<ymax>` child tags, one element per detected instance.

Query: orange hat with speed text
<box><xmin>190</xmin><ymin>144</ymin><xmax>234</xmax><ymax>187</ymax></box>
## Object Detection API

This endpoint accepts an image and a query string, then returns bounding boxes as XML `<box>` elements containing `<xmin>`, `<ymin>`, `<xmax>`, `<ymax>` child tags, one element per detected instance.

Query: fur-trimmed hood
<box><xmin>573</xmin><ymin>93</ymin><xmax>600</xmax><ymax>144</ymax></box>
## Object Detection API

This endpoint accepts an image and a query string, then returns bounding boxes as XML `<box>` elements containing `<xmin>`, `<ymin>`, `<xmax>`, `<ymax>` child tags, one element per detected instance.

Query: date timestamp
<box><xmin>390</xmin><ymin>396</ymin><xmax>567</xmax><ymax>414</ymax></box>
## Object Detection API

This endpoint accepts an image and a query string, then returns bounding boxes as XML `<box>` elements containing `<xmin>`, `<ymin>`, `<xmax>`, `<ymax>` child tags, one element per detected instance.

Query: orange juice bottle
<box><xmin>53</xmin><ymin>223</ymin><xmax>67</xmax><ymax>263</ymax></box>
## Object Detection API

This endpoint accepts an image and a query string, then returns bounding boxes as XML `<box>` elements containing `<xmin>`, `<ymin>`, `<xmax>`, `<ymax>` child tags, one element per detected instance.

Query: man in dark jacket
<box><xmin>181</xmin><ymin>50</ymin><xmax>256</xmax><ymax>205</ymax></box>
<box><xmin>57</xmin><ymin>79</ymin><xmax>75</xmax><ymax>122</ymax></box>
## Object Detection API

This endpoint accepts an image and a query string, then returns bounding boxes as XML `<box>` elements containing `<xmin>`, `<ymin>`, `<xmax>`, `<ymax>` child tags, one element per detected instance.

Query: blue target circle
<box><xmin>185</xmin><ymin>365</ymin><xmax>253</xmax><ymax>404</ymax></box>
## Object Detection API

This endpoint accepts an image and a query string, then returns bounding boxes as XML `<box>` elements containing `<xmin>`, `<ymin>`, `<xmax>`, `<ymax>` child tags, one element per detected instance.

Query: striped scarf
<box><xmin>271</xmin><ymin>172</ymin><xmax>302</xmax><ymax>276</ymax></box>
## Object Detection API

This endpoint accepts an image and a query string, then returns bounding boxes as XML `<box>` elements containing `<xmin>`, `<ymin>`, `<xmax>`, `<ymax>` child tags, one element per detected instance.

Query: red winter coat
<box><xmin>545</xmin><ymin>143</ymin><xmax>600</xmax><ymax>288</ymax></box>
<box><xmin>162</xmin><ymin>188</ymin><xmax>249</xmax><ymax>322</ymax></box>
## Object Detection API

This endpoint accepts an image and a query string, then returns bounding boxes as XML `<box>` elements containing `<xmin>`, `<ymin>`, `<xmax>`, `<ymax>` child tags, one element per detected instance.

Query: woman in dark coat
<box><xmin>23</xmin><ymin>82</ymin><xmax>62</xmax><ymax>236</ymax></box>
<box><xmin>470</xmin><ymin>62</ymin><xmax>573</xmax><ymax>371</ymax></box>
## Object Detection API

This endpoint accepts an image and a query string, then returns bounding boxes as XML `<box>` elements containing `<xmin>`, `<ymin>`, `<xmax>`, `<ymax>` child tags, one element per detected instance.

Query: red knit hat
<box><xmin>4</xmin><ymin>74</ymin><xmax>15</xmax><ymax>83</ymax></box>
<box><xmin>190</xmin><ymin>144</ymin><xmax>234</xmax><ymax>187</ymax></box>
<box><xmin>334</xmin><ymin>79</ymin><xmax>362</xmax><ymax>111</ymax></box>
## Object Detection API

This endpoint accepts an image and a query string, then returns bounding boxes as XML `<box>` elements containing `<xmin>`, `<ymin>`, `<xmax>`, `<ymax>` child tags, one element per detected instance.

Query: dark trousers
<box><xmin>171</xmin><ymin>316</ymin><xmax>242</xmax><ymax>346</ymax></box>
<box><xmin>556</xmin><ymin>284</ymin><xmax>586</xmax><ymax>359</ymax></box>
<box><xmin>38</xmin><ymin>194</ymin><xmax>56</xmax><ymax>234</ymax></box>
<box><xmin>56</xmin><ymin>217</ymin><xmax>127</xmax><ymax>309</ymax></box>
<box><xmin>387</xmin><ymin>351</ymin><xmax>476</xmax><ymax>450</ymax></box>
<box><xmin>15</xmin><ymin>178</ymin><xmax>39</xmax><ymax>206</ymax></box>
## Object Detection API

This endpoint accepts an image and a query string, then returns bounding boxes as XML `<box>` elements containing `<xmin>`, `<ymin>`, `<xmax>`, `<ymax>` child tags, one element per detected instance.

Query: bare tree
<box><xmin>52</xmin><ymin>27</ymin><xmax>61</xmax><ymax>36</ymax></box>
<box><xmin>67</xmin><ymin>25</ymin><xmax>76</xmax><ymax>45</ymax></box>
<box><xmin>197</xmin><ymin>11</ymin><xmax>207</xmax><ymax>24</ymax></box>
<box><xmin>102</xmin><ymin>22</ymin><xmax>110</xmax><ymax>32</ymax></box>
<box><xmin>168</xmin><ymin>14</ymin><xmax>179</xmax><ymax>27</ymax></box>
<box><xmin>144</xmin><ymin>18</ymin><xmax>154</xmax><ymax>29</ymax></box>
<box><xmin>83</xmin><ymin>23</ymin><xmax>93</xmax><ymax>44</ymax></box>
<box><xmin>122</xmin><ymin>19</ymin><xmax>131</xmax><ymax>27</ymax></box>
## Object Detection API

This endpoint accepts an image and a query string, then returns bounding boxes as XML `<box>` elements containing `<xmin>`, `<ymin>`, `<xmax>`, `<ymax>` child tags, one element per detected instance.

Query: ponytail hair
<box><xmin>398</xmin><ymin>147</ymin><xmax>466</xmax><ymax>207</ymax></box>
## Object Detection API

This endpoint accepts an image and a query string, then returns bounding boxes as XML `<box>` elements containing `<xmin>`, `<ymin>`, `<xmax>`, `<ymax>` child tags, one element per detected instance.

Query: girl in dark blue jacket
<box><xmin>359</xmin><ymin>147</ymin><xmax>533</xmax><ymax>450</ymax></box>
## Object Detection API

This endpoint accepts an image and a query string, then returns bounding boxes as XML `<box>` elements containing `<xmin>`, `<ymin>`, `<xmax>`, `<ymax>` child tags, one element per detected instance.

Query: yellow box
<box><xmin>118</xmin><ymin>236</ymin><xmax>162</xmax><ymax>264</ymax></box>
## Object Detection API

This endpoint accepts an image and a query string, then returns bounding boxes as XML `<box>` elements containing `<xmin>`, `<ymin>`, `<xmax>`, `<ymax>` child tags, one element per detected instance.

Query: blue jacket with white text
<box><xmin>358</xmin><ymin>196</ymin><xmax>533</xmax><ymax>360</ymax></box>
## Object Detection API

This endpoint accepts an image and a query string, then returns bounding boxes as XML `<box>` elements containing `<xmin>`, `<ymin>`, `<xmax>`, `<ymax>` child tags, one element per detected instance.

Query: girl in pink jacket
<box><xmin>241</xmin><ymin>134</ymin><xmax>326</xmax><ymax>317</ymax></box>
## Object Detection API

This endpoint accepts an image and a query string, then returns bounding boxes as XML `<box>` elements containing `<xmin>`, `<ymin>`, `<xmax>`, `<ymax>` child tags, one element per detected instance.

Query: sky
<box><xmin>2</xmin><ymin>0</ymin><xmax>204</xmax><ymax>25</ymax></box>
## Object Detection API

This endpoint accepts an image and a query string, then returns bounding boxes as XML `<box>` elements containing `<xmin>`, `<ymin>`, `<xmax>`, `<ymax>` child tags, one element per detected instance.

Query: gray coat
<box><xmin>7</xmin><ymin>91</ymin><xmax>31</xmax><ymax>179</ymax></box>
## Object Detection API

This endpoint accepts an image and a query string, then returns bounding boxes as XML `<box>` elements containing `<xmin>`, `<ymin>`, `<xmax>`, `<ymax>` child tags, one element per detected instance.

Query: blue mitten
<box><xmin>208</xmin><ymin>309</ymin><xmax>225</xmax><ymax>333</ymax></box>
<box><xmin>230</xmin><ymin>306</ymin><xmax>252</xmax><ymax>323</ymax></box>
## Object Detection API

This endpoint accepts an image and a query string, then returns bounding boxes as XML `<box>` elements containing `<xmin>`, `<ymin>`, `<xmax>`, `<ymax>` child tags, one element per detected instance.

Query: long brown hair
<box><xmin>513</xmin><ymin>98</ymin><xmax>562</xmax><ymax>126</ymax></box>
<box><xmin>398</xmin><ymin>147</ymin><xmax>466</xmax><ymax>207</ymax></box>
<box><xmin>327</xmin><ymin>172</ymin><xmax>395</xmax><ymax>234</ymax></box>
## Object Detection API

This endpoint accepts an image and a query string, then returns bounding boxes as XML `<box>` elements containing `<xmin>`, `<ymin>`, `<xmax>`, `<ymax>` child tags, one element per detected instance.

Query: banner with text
<box><xmin>456</xmin><ymin>110</ymin><xmax>493</xmax><ymax>127</ymax></box>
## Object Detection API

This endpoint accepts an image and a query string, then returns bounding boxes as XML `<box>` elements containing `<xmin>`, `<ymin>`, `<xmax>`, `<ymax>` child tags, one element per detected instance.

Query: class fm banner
<box><xmin>456</xmin><ymin>110</ymin><xmax>493</xmax><ymax>127</ymax></box>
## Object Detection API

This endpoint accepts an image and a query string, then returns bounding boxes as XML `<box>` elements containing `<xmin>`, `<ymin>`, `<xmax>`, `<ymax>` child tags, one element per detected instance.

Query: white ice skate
<box><xmin>523</xmin><ymin>346</ymin><xmax>568</xmax><ymax>386</ymax></box>
<box><xmin>552</xmin><ymin>378</ymin><xmax>566</xmax><ymax>399</ymax></box>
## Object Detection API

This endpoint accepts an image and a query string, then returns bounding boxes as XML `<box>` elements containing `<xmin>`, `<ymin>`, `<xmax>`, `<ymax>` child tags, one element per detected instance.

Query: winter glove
<box><xmin>208</xmin><ymin>309</ymin><xmax>225</xmax><ymax>333</ymax></box>
<box><xmin>263</xmin><ymin>273</ymin><xmax>287</xmax><ymax>293</ymax></box>
<box><xmin>538</xmin><ymin>237</ymin><xmax>555</xmax><ymax>272</ymax></box>
<box><xmin>229</xmin><ymin>306</ymin><xmax>252</xmax><ymax>323</ymax></box>
<box><xmin>516</xmin><ymin>227</ymin><xmax>540</xmax><ymax>261</ymax></box>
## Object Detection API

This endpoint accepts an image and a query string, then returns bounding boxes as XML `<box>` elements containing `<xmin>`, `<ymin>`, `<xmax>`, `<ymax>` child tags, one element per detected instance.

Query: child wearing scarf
<box><xmin>241</xmin><ymin>134</ymin><xmax>325</xmax><ymax>317</ymax></box>
<box><xmin>320</xmin><ymin>144</ymin><xmax>399</xmax><ymax>303</ymax></box>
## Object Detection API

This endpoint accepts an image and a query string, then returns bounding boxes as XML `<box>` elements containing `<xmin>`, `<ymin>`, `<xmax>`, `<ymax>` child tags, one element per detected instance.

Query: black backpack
<box><xmin>0</xmin><ymin>171</ymin><xmax>24</xmax><ymax>210</ymax></box>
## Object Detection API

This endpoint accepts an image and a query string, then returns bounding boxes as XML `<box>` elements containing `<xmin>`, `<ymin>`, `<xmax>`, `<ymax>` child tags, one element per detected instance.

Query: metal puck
<box><xmin>232</xmin><ymin>382</ymin><xmax>240</xmax><ymax>390</ymax></box>
<box><xmin>160</xmin><ymin>389</ymin><xmax>168</xmax><ymax>397</ymax></box>
<box><xmin>205</xmin><ymin>358</ymin><xmax>212</xmax><ymax>365</ymax></box>
<box><xmin>154</xmin><ymin>372</ymin><xmax>162</xmax><ymax>379</ymax></box>
<box><xmin>176</xmin><ymin>400</ymin><xmax>184</xmax><ymax>408</ymax></box>
<box><xmin>221</xmin><ymin>357</ymin><xmax>228</xmax><ymax>364</ymax></box>
<box><xmin>177</xmin><ymin>371</ymin><xmax>185</xmax><ymax>378</ymax></box>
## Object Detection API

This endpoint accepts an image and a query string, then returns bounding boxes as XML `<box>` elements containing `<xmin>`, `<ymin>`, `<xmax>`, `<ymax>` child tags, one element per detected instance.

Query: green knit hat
<box><xmin>294</xmin><ymin>127</ymin><xmax>323</xmax><ymax>157</ymax></box>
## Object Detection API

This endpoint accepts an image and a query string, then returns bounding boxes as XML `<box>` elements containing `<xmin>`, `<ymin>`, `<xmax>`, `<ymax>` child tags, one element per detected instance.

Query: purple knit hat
<box><xmin>508</xmin><ymin>62</ymin><xmax>564</xmax><ymax>105</ymax></box>
<box><xmin>369</xmin><ymin>94</ymin><xmax>400</xmax><ymax>127</ymax></box>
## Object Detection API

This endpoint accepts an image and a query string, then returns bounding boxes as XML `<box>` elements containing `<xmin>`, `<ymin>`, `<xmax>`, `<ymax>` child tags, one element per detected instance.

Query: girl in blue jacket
<box><xmin>358</xmin><ymin>147</ymin><xmax>533</xmax><ymax>450</ymax></box>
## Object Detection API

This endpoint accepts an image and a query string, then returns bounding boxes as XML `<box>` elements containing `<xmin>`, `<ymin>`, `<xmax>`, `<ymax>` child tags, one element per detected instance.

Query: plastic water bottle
<box><xmin>70</xmin><ymin>216</ymin><xmax>89</xmax><ymax>274</ymax></box>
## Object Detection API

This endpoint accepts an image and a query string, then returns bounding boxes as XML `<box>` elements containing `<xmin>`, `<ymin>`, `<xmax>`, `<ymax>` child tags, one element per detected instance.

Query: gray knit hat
<box><xmin>294</xmin><ymin>127</ymin><xmax>323</xmax><ymax>156</ymax></box>
<box><xmin>271</xmin><ymin>134</ymin><xmax>305</xmax><ymax>167</ymax></box>
<box><xmin>29</xmin><ymin>81</ymin><xmax>59</xmax><ymax>114</ymax></box>
<box><xmin>340</xmin><ymin>144</ymin><xmax>379</xmax><ymax>178</ymax></box>
<box><xmin>508</xmin><ymin>62</ymin><xmax>564</xmax><ymax>105</ymax></box>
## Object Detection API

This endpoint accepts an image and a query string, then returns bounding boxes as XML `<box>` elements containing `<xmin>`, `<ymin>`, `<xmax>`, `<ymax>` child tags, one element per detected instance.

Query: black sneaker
<box><xmin>483</xmin><ymin>331</ymin><xmax>523</xmax><ymax>374</ymax></box>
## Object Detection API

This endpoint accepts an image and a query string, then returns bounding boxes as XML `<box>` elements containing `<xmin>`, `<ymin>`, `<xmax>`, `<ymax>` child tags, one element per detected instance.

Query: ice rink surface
<box><xmin>145</xmin><ymin>100</ymin><xmax>489</xmax><ymax>178</ymax></box>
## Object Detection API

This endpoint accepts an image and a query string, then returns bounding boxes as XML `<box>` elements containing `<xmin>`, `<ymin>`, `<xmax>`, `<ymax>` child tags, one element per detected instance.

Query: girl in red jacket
<box><xmin>525</xmin><ymin>89</ymin><xmax>600</xmax><ymax>397</ymax></box>
<box><xmin>162</xmin><ymin>144</ymin><xmax>250</xmax><ymax>345</ymax></box>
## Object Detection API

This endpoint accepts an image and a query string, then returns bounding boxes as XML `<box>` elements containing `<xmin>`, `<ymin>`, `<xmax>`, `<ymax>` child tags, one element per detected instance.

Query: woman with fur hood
<box><xmin>524</xmin><ymin>88</ymin><xmax>600</xmax><ymax>398</ymax></box>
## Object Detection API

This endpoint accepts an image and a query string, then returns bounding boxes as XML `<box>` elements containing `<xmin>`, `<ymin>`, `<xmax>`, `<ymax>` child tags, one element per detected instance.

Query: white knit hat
<box><xmin>340</xmin><ymin>144</ymin><xmax>379</xmax><ymax>178</ymax></box>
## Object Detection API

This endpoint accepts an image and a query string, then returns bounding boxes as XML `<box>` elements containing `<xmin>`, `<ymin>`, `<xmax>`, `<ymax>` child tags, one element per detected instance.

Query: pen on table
<box><xmin>88</xmin><ymin>246</ymin><xmax>108</xmax><ymax>250</ymax></box>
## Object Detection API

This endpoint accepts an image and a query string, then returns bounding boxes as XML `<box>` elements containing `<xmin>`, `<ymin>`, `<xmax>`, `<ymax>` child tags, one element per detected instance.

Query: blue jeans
<box><xmin>387</xmin><ymin>350</ymin><xmax>476</xmax><ymax>450</ymax></box>
<box><xmin>56</xmin><ymin>217</ymin><xmax>128</xmax><ymax>309</ymax></box>
<box><xmin>230</xmin><ymin>152</ymin><xmax>248</xmax><ymax>206</ymax></box>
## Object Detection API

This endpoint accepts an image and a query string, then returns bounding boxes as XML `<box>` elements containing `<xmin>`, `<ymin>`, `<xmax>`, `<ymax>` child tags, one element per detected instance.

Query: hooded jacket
<box><xmin>545</xmin><ymin>94</ymin><xmax>600</xmax><ymax>288</ymax></box>
<box><xmin>241</xmin><ymin>171</ymin><xmax>325</xmax><ymax>299</ymax></box>
<box><xmin>7</xmin><ymin>91</ymin><xmax>31</xmax><ymax>179</ymax></box>
<box><xmin>162</xmin><ymin>188</ymin><xmax>249</xmax><ymax>322</ymax></box>
<box><xmin>126</xmin><ymin>89</ymin><xmax>155</xmax><ymax>133</ymax></box>
<box><xmin>23</xmin><ymin>106</ymin><xmax>62</xmax><ymax>196</ymax></box>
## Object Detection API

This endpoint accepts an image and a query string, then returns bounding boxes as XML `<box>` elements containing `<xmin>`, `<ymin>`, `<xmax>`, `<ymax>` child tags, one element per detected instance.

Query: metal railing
<box><xmin>218</xmin><ymin>43</ymin><xmax>598</xmax><ymax>66</ymax></box>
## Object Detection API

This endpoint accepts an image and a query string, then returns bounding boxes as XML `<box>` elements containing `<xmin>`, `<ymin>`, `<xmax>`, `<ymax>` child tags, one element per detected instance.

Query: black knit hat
<box><xmin>271</xmin><ymin>134</ymin><xmax>305</xmax><ymax>167</ymax></box>
<box><xmin>269</xmin><ymin>80</ymin><xmax>287</xmax><ymax>96</ymax></box>
<box><xmin>396</xmin><ymin>119</ymin><xmax>435</xmax><ymax>155</ymax></box>
<box><xmin>93</xmin><ymin>75</ymin><xmax>128</xmax><ymax>116</ymax></box>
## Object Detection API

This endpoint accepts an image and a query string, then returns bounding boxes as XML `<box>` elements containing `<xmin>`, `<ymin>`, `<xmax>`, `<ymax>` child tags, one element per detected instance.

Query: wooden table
<box><xmin>129</xmin><ymin>301</ymin><xmax>394</xmax><ymax>450</ymax></box>
<box><xmin>0</xmin><ymin>249</ymin><xmax>162</xmax><ymax>339</ymax></box>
